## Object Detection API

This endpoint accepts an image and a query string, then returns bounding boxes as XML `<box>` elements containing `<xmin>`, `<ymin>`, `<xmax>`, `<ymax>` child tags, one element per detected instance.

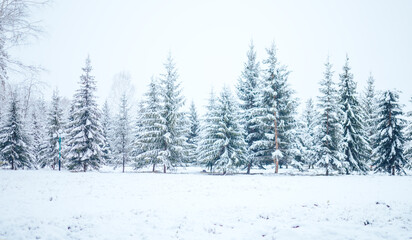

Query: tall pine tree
<box><xmin>158</xmin><ymin>54</ymin><xmax>187</xmax><ymax>173</ymax></box>
<box><xmin>405</xmin><ymin>97</ymin><xmax>412</xmax><ymax>168</ymax></box>
<box><xmin>338</xmin><ymin>56</ymin><xmax>368</xmax><ymax>174</ymax></box>
<box><xmin>185</xmin><ymin>100</ymin><xmax>200</xmax><ymax>164</ymax></box>
<box><xmin>236</xmin><ymin>41</ymin><xmax>261</xmax><ymax>174</ymax></box>
<box><xmin>316</xmin><ymin>58</ymin><xmax>342</xmax><ymax>175</ymax></box>
<box><xmin>373</xmin><ymin>90</ymin><xmax>407</xmax><ymax>175</ymax></box>
<box><xmin>0</xmin><ymin>92</ymin><xmax>33</xmax><ymax>169</ymax></box>
<box><xmin>101</xmin><ymin>100</ymin><xmax>112</xmax><ymax>165</ymax></box>
<box><xmin>66</xmin><ymin>56</ymin><xmax>104</xmax><ymax>172</ymax></box>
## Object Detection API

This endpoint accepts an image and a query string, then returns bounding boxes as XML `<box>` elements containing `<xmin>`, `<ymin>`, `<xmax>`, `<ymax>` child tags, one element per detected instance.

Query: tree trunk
<box><xmin>246</xmin><ymin>162</ymin><xmax>251</xmax><ymax>174</ymax></box>
<box><xmin>11</xmin><ymin>158</ymin><xmax>14</xmax><ymax>170</ymax></box>
<box><xmin>163</xmin><ymin>164</ymin><xmax>166</xmax><ymax>173</ymax></box>
<box><xmin>274</xmin><ymin>106</ymin><xmax>279</xmax><ymax>174</ymax></box>
<box><xmin>83</xmin><ymin>163</ymin><xmax>87</xmax><ymax>172</ymax></box>
<box><xmin>326</xmin><ymin>164</ymin><xmax>329</xmax><ymax>176</ymax></box>
<box><xmin>392</xmin><ymin>166</ymin><xmax>395</xmax><ymax>176</ymax></box>
<box><xmin>122</xmin><ymin>156</ymin><xmax>125</xmax><ymax>173</ymax></box>
<box><xmin>152</xmin><ymin>164</ymin><xmax>156</xmax><ymax>172</ymax></box>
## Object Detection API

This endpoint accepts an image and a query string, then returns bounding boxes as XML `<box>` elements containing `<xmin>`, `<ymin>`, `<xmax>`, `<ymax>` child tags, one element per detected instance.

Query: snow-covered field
<box><xmin>1</xmin><ymin>169</ymin><xmax>411</xmax><ymax>240</ymax></box>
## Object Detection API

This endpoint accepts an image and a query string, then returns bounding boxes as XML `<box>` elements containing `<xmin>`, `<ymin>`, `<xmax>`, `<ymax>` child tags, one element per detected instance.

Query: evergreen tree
<box><xmin>158</xmin><ymin>54</ymin><xmax>187</xmax><ymax>173</ymax></box>
<box><xmin>405</xmin><ymin>97</ymin><xmax>412</xmax><ymax>168</ymax></box>
<box><xmin>236</xmin><ymin>41</ymin><xmax>261</xmax><ymax>173</ymax></box>
<box><xmin>361</xmin><ymin>73</ymin><xmax>379</xmax><ymax>167</ymax></box>
<box><xmin>338</xmin><ymin>56</ymin><xmax>368</xmax><ymax>174</ymax></box>
<box><xmin>298</xmin><ymin>98</ymin><xmax>319</xmax><ymax>169</ymax></box>
<box><xmin>198</xmin><ymin>89</ymin><xmax>220</xmax><ymax>172</ymax></box>
<box><xmin>185</xmin><ymin>100</ymin><xmax>200</xmax><ymax>164</ymax></box>
<box><xmin>112</xmin><ymin>93</ymin><xmax>132</xmax><ymax>173</ymax></box>
<box><xmin>212</xmin><ymin>87</ymin><xmax>246</xmax><ymax>174</ymax></box>
<box><xmin>40</xmin><ymin>90</ymin><xmax>64</xmax><ymax>169</ymax></box>
<box><xmin>251</xmin><ymin>43</ymin><xmax>298</xmax><ymax>173</ymax></box>
<box><xmin>316</xmin><ymin>58</ymin><xmax>342</xmax><ymax>175</ymax></box>
<box><xmin>29</xmin><ymin>98</ymin><xmax>47</xmax><ymax>168</ymax></box>
<box><xmin>0</xmin><ymin>92</ymin><xmax>33</xmax><ymax>169</ymax></box>
<box><xmin>101</xmin><ymin>100</ymin><xmax>112</xmax><ymax>165</ymax></box>
<box><xmin>373</xmin><ymin>90</ymin><xmax>407</xmax><ymax>175</ymax></box>
<box><xmin>66</xmin><ymin>56</ymin><xmax>104</xmax><ymax>172</ymax></box>
<box><xmin>135</xmin><ymin>78</ymin><xmax>166</xmax><ymax>172</ymax></box>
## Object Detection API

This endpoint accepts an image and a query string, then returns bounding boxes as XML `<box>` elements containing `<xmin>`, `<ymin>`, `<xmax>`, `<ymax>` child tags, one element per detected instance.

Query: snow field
<box><xmin>0</xmin><ymin>170</ymin><xmax>411</xmax><ymax>239</ymax></box>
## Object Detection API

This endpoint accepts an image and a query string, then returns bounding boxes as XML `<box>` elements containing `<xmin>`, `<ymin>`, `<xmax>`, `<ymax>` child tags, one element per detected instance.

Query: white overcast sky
<box><xmin>10</xmin><ymin>0</ymin><xmax>412</xmax><ymax>113</ymax></box>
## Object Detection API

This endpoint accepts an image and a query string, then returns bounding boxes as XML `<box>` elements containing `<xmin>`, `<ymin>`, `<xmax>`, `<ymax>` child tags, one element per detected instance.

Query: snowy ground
<box><xmin>1</xmin><ymin>168</ymin><xmax>411</xmax><ymax>240</ymax></box>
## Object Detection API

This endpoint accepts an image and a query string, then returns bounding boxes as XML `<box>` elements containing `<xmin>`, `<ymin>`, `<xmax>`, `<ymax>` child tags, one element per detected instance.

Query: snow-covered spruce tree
<box><xmin>66</xmin><ymin>56</ymin><xmax>104</xmax><ymax>172</ymax></box>
<box><xmin>299</xmin><ymin>98</ymin><xmax>319</xmax><ymax>169</ymax></box>
<box><xmin>212</xmin><ymin>87</ymin><xmax>246</xmax><ymax>174</ymax></box>
<box><xmin>185</xmin><ymin>100</ymin><xmax>200</xmax><ymax>164</ymax></box>
<box><xmin>112</xmin><ymin>93</ymin><xmax>132</xmax><ymax>173</ymax></box>
<box><xmin>373</xmin><ymin>90</ymin><xmax>407</xmax><ymax>175</ymax></box>
<box><xmin>29</xmin><ymin>98</ymin><xmax>47</xmax><ymax>168</ymax></box>
<box><xmin>236</xmin><ymin>41</ymin><xmax>261</xmax><ymax>174</ymax></box>
<box><xmin>101</xmin><ymin>100</ymin><xmax>112</xmax><ymax>165</ymax></box>
<box><xmin>316</xmin><ymin>58</ymin><xmax>342</xmax><ymax>175</ymax></box>
<box><xmin>338</xmin><ymin>56</ymin><xmax>368</xmax><ymax>174</ymax></box>
<box><xmin>0</xmin><ymin>91</ymin><xmax>33</xmax><ymax>169</ymax></box>
<box><xmin>198</xmin><ymin>89</ymin><xmax>220</xmax><ymax>172</ymax></box>
<box><xmin>40</xmin><ymin>90</ymin><xmax>65</xmax><ymax>169</ymax></box>
<box><xmin>251</xmin><ymin>43</ymin><xmax>298</xmax><ymax>173</ymax></box>
<box><xmin>405</xmin><ymin>97</ymin><xmax>412</xmax><ymax>168</ymax></box>
<box><xmin>158</xmin><ymin>54</ymin><xmax>187</xmax><ymax>173</ymax></box>
<box><xmin>361</xmin><ymin>73</ymin><xmax>379</xmax><ymax>167</ymax></box>
<box><xmin>135</xmin><ymin>78</ymin><xmax>166</xmax><ymax>172</ymax></box>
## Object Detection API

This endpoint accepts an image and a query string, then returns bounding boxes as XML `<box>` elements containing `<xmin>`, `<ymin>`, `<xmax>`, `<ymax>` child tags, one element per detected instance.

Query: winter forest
<box><xmin>1</xmin><ymin>1</ymin><xmax>412</xmax><ymax>239</ymax></box>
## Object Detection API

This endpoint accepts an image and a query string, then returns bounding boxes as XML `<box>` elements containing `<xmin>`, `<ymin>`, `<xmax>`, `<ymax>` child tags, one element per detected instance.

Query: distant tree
<box><xmin>361</xmin><ymin>73</ymin><xmax>379</xmax><ymax>167</ymax></box>
<box><xmin>0</xmin><ymin>91</ymin><xmax>33</xmax><ymax>169</ymax></box>
<box><xmin>236</xmin><ymin>41</ymin><xmax>261</xmax><ymax>174</ymax></box>
<box><xmin>373</xmin><ymin>90</ymin><xmax>407</xmax><ymax>175</ymax></box>
<box><xmin>338</xmin><ymin>56</ymin><xmax>368</xmax><ymax>174</ymax></box>
<box><xmin>212</xmin><ymin>87</ymin><xmax>246</xmax><ymax>174</ymax></box>
<box><xmin>198</xmin><ymin>89</ymin><xmax>220</xmax><ymax>172</ymax></box>
<box><xmin>158</xmin><ymin>54</ymin><xmax>187</xmax><ymax>173</ymax></box>
<box><xmin>29</xmin><ymin>98</ymin><xmax>47</xmax><ymax>168</ymax></box>
<box><xmin>101</xmin><ymin>100</ymin><xmax>112</xmax><ymax>165</ymax></box>
<box><xmin>65</xmin><ymin>56</ymin><xmax>104</xmax><ymax>172</ymax></box>
<box><xmin>299</xmin><ymin>98</ymin><xmax>319</xmax><ymax>169</ymax></box>
<box><xmin>405</xmin><ymin>97</ymin><xmax>412</xmax><ymax>168</ymax></box>
<box><xmin>112</xmin><ymin>93</ymin><xmax>132</xmax><ymax>173</ymax></box>
<box><xmin>185</xmin><ymin>100</ymin><xmax>200</xmax><ymax>164</ymax></box>
<box><xmin>135</xmin><ymin>78</ymin><xmax>165</xmax><ymax>172</ymax></box>
<box><xmin>316</xmin><ymin>58</ymin><xmax>342</xmax><ymax>175</ymax></box>
<box><xmin>251</xmin><ymin>43</ymin><xmax>298</xmax><ymax>173</ymax></box>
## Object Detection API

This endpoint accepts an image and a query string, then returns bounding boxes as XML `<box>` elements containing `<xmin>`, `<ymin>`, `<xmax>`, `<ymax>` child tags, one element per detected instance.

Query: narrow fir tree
<box><xmin>236</xmin><ymin>41</ymin><xmax>261</xmax><ymax>174</ymax></box>
<box><xmin>373</xmin><ymin>90</ymin><xmax>407</xmax><ymax>175</ymax></box>
<box><xmin>299</xmin><ymin>98</ymin><xmax>319</xmax><ymax>169</ymax></box>
<box><xmin>185</xmin><ymin>100</ymin><xmax>200</xmax><ymax>164</ymax></box>
<box><xmin>135</xmin><ymin>78</ymin><xmax>166</xmax><ymax>172</ymax></box>
<box><xmin>30</xmin><ymin>98</ymin><xmax>47</xmax><ymax>168</ymax></box>
<box><xmin>361</xmin><ymin>73</ymin><xmax>379</xmax><ymax>167</ymax></box>
<box><xmin>198</xmin><ymin>89</ymin><xmax>220</xmax><ymax>172</ymax></box>
<box><xmin>101</xmin><ymin>100</ymin><xmax>112</xmax><ymax>165</ymax></box>
<box><xmin>251</xmin><ymin>43</ymin><xmax>297</xmax><ymax>173</ymax></box>
<box><xmin>41</xmin><ymin>90</ymin><xmax>64</xmax><ymax>169</ymax></box>
<box><xmin>112</xmin><ymin>93</ymin><xmax>132</xmax><ymax>173</ymax></box>
<box><xmin>0</xmin><ymin>92</ymin><xmax>33</xmax><ymax>169</ymax></box>
<box><xmin>158</xmin><ymin>54</ymin><xmax>187</xmax><ymax>173</ymax></box>
<box><xmin>316</xmin><ymin>58</ymin><xmax>342</xmax><ymax>175</ymax></box>
<box><xmin>338</xmin><ymin>56</ymin><xmax>368</xmax><ymax>174</ymax></box>
<box><xmin>66</xmin><ymin>56</ymin><xmax>104</xmax><ymax>172</ymax></box>
<box><xmin>212</xmin><ymin>87</ymin><xmax>246</xmax><ymax>174</ymax></box>
<box><xmin>404</xmin><ymin>97</ymin><xmax>412</xmax><ymax>168</ymax></box>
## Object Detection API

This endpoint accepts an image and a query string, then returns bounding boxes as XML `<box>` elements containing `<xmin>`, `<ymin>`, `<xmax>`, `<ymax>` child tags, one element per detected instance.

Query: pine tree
<box><xmin>29</xmin><ymin>98</ymin><xmax>47</xmax><ymax>169</ymax></box>
<box><xmin>40</xmin><ymin>90</ymin><xmax>64</xmax><ymax>169</ymax></box>
<box><xmin>405</xmin><ymin>97</ymin><xmax>412</xmax><ymax>168</ymax></box>
<box><xmin>338</xmin><ymin>56</ymin><xmax>368</xmax><ymax>174</ymax></box>
<box><xmin>101</xmin><ymin>100</ymin><xmax>112</xmax><ymax>165</ymax></box>
<box><xmin>185</xmin><ymin>100</ymin><xmax>200</xmax><ymax>164</ymax></box>
<box><xmin>0</xmin><ymin>92</ymin><xmax>33</xmax><ymax>169</ymax></box>
<box><xmin>135</xmin><ymin>78</ymin><xmax>166</xmax><ymax>172</ymax></box>
<box><xmin>236</xmin><ymin>41</ymin><xmax>261</xmax><ymax>174</ymax></box>
<box><xmin>299</xmin><ymin>98</ymin><xmax>319</xmax><ymax>169</ymax></box>
<box><xmin>373</xmin><ymin>90</ymin><xmax>407</xmax><ymax>175</ymax></box>
<box><xmin>361</xmin><ymin>73</ymin><xmax>379</xmax><ymax>167</ymax></box>
<box><xmin>316</xmin><ymin>58</ymin><xmax>342</xmax><ymax>175</ymax></box>
<box><xmin>198</xmin><ymin>89</ymin><xmax>220</xmax><ymax>172</ymax></box>
<box><xmin>112</xmin><ymin>93</ymin><xmax>132</xmax><ymax>173</ymax></box>
<box><xmin>251</xmin><ymin>43</ymin><xmax>298</xmax><ymax>173</ymax></box>
<box><xmin>66</xmin><ymin>56</ymin><xmax>104</xmax><ymax>172</ymax></box>
<box><xmin>158</xmin><ymin>54</ymin><xmax>187</xmax><ymax>173</ymax></box>
<box><xmin>212</xmin><ymin>87</ymin><xmax>246</xmax><ymax>174</ymax></box>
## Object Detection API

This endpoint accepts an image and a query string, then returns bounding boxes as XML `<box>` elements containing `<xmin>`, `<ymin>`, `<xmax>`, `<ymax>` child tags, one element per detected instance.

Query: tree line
<box><xmin>0</xmin><ymin>42</ymin><xmax>411</xmax><ymax>175</ymax></box>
